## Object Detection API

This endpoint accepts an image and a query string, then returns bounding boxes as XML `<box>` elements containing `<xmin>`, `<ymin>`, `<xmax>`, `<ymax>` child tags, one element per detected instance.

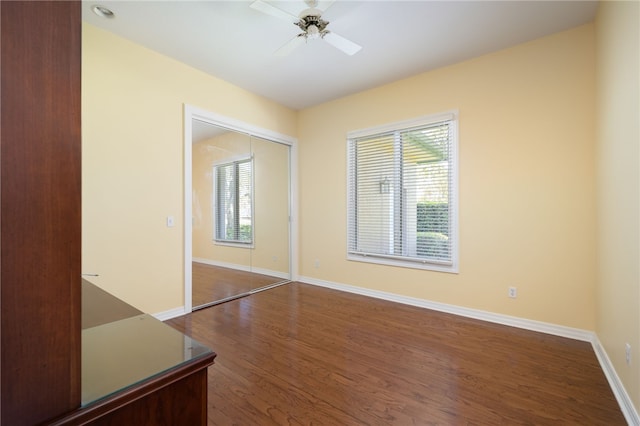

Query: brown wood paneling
<box><xmin>47</xmin><ymin>356</ymin><xmax>214</xmax><ymax>426</ymax></box>
<box><xmin>83</xmin><ymin>370</ymin><xmax>209</xmax><ymax>426</ymax></box>
<box><xmin>1</xmin><ymin>1</ymin><xmax>82</xmax><ymax>424</ymax></box>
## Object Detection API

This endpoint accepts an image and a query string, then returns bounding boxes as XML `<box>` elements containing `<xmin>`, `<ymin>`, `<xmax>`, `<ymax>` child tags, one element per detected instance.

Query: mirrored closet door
<box><xmin>191</xmin><ymin>119</ymin><xmax>291</xmax><ymax>309</ymax></box>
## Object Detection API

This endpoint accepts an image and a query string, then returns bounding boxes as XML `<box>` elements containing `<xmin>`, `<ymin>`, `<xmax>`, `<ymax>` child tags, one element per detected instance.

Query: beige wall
<box><xmin>192</xmin><ymin>132</ymin><xmax>290</xmax><ymax>275</ymax></box>
<box><xmin>298</xmin><ymin>24</ymin><xmax>597</xmax><ymax>330</ymax></box>
<box><xmin>595</xmin><ymin>0</ymin><xmax>640</xmax><ymax>412</ymax></box>
<box><xmin>82</xmin><ymin>23</ymin><xmax>297</xmax><ymax>312</ymax></box>
<box><xmin>83</xmin><ymin>22</ymin><xmax>600</xmax><ymax>328</ymax></box>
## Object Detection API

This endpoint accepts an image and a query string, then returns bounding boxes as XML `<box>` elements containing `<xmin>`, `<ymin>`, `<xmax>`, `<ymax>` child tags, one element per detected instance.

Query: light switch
<box><xmin>166</xmin><ymin>216</ymin><xmax>175</xmax><ymax>227</ymax></box>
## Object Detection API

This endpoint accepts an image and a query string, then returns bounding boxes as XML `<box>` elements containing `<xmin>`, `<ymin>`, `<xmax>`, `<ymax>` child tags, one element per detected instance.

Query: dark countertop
<box><xmin>81</xmin><ymin>280</ymin><xmax>215</xmax><ymax>406</ymax></box>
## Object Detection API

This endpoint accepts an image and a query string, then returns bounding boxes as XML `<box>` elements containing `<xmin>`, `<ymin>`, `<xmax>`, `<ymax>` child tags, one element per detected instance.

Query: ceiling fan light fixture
<box><xmin>307</xmin><ymin>25</ymin><xmax>320</xmax><ymax>39</ymax></box>
<box><xmin>253</xmin><ymin>0</ymin><xmax>361</xmax><ymax>56</ymax></box>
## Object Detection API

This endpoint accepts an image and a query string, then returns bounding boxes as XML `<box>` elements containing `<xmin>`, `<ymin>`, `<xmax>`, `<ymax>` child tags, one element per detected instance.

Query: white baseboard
<box><xmin>193</xmin><ymin>257</ymin><xmax>251</xmax><ymax>272</ymax></box>
<box><xmin>193</xmin><ymin>257</ymin><xmax>289</xmax><ymax>280</ymax></box>
<box><xmin>592</xmin><ymin>336</ymin><xmax>640</xmax><ymax>425</ymax></box>
<box><xmin>298</xmin><ymin>275</ymin><xmax>638</xmax><ymax>424</ymax></box>
<box><xmin>152</xmin><ymin>306</ymin><xmax>187</xmax><ymax>321</ymax></box>
<box><xmin>250</xmin><ymin>266</ymin><xmax>290</xmax><ymax>280</ymax></box>
<box><xmin>298</xmin><ymin>276</ymin><xmax>593</xmax><ymax>341</ymax></box>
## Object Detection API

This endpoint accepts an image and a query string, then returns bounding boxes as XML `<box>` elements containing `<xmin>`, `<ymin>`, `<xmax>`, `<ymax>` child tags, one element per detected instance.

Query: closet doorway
<box><xmin>184</xmin><ymin>105</ymin><xmax>296</xmax><ymax>311</ymax></box>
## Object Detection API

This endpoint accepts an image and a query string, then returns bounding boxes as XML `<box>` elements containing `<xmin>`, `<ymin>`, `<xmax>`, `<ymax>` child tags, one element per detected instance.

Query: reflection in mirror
<box><xmin>250</xmin><ymin>135</ymin><xmax>290</xmax><ymax>281</ymax></box>
<box><xmin>191</xmin><ymin>120</ymin><xmax>291</xmax><ymax>309</ymax></box>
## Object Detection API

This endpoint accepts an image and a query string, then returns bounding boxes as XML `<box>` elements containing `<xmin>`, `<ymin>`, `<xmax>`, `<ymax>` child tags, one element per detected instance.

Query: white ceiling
<box><xmin>82</xmin><ymin>0</ymin><xmax>598</xmax><ymax>111</ymax></box>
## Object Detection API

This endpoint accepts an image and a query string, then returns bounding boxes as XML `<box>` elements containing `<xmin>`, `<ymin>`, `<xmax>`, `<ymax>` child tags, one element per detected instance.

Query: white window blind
<box><xmin>347</xmin><ymin>113</ymin><xmax>458</xmax><ymax>272</ymax></box>
<box><xmin>214</xmin><ymin>158</ymin><xmax>253</xmax><ymax>244</ymax></box>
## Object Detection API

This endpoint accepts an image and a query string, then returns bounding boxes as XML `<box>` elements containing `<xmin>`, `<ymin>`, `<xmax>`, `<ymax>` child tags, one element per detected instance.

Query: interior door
<box><xmin>190</xmin><ymin>120</ymin><xmax>291</xmax><ymax>309</ymax></box>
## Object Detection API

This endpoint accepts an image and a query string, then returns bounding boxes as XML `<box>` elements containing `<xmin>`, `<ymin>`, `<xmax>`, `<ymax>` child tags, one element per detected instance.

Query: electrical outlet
<box><xmin>626</xmin><ymin>343</ymin><xmax>632</xmax><ymax>365</ymax></box>
<box><xmin>508</xmin><ymin>287</ymin><xmax>517</xmax><ymax>298</ymax></box>
<box><xmin>314</xmin><ymin>259</ymin><xmax>320</xmax><ymax>269</ymax></box>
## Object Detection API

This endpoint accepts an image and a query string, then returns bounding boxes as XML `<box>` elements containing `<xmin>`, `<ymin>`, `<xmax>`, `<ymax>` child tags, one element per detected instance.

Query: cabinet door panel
<box><xmin>1</xmin><ymin>2</ymin><xmax>81</xmax><ymax>424</ymax></box>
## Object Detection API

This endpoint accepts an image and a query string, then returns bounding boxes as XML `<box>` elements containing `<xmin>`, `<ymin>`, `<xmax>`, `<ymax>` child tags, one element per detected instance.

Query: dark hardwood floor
<box><xmin>166</xmin><ymin>282</ymin><xmax>625</xmax><ymax>425</ymax></box>
<box><xmin>192</xmin><ymin>262</ymin><xmax>286</xmax><ymax>308</ymax></box>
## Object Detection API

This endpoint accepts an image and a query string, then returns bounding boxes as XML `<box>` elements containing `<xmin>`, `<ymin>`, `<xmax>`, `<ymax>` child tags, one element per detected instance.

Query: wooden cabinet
<box><xmin>48</xmin><ymin>282</ymin><xmax>215</xmax><ymax>425</ymax></box>
<box><xmin>1</xmin><ymin>2</ymin><xmax>82</xmax><ymax>424</ymax></box>
<box><xmin>1</xmin><ymin>3</ymin><xmax>215</xmax><ymax>425</ymax></box>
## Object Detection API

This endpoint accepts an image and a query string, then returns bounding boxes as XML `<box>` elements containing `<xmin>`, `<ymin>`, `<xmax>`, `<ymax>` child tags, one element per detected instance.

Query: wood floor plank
<box><xmin>166</xmin><ymin>282</ymin><xmax>626</xmax><ymax>425</ymax></box>
<box><xmin>192</xmin><ymin>262</ymin><xmax>286</xmax><ymax>308</ymax></box>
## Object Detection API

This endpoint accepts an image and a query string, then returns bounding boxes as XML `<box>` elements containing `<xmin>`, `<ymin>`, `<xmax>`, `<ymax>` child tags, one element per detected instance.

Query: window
<box><xmin>214</xmin><ymin>157</ymin><xmax>253</xmax><ymax>245</ymax></box>
<box><xmin>347</xmin><ymin>112</ymin><xmax>458</xmax><ymax>272</ymax></box>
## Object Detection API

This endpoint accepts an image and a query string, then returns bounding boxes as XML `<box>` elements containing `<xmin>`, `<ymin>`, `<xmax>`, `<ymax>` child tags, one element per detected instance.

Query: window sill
<box><xmin>347</xmin><ymin>253</ymin><xmax>458</xmax><ymax>274</ymax></box>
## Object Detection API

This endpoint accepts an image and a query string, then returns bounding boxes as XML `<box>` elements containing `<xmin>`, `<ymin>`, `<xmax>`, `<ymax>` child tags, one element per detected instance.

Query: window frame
<box><xmin>346</xmin><ymin>111</ymin><xmax>459</xmax><ymax>273</ymax></box>
<box><xmin>213</xmin><ymin>155</ymin><xmax>255</xmax><ymax>247</ymax></box>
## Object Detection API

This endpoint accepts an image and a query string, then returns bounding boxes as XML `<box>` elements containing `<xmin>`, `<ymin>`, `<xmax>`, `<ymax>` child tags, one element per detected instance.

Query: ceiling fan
<box><xmin>250</xmin><ymin>0</ymin><xmax>362</xmax><ymax>56</ymax></box>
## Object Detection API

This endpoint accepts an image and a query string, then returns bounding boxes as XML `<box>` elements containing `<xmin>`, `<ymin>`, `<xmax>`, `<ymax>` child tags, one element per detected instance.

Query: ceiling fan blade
<box><xmin>250</xmin><ymin>0</ymin><xmax>299</xmax><ymax>24</ymax></box>
<box><xmin>323</xmin><ymin>32</ymin><xmax>361</xmax><ymax>56</ymax></box>
<box><xmin>275</xmin><ymin>35</ymin><xmax>306</xmax><ymax>57</ymax></box>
